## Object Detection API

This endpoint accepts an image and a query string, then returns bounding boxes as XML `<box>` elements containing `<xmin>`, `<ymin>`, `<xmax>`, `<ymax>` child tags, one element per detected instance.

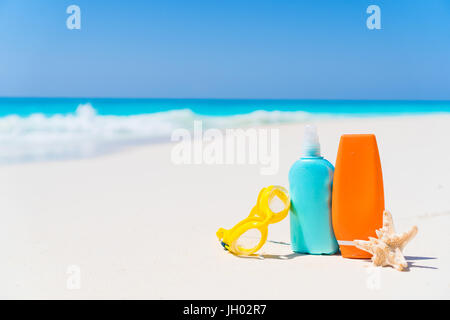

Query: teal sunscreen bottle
<box><xmin>289</xmin><ymin>125</ymin><xmax>338</xmax><ymax>254</ymax></box>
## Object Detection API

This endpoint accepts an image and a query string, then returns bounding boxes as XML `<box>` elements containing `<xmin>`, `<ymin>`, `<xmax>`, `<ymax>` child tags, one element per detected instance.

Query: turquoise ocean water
<box><xmin>1</xmin><ymin>98</ymin><xmax>450</xmax><ymax>117</ymax></box>
<box><xmin>1</xmin><ymin>98</ymin><xmax>449</xmax><ymax>164</ymax></box>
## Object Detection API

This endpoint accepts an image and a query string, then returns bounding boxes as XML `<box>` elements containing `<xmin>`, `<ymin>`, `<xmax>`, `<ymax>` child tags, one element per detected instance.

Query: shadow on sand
<box><xmin>223</xmin><ymin>236</ymin><xmax>439</xmax><ymax>268</ymax></box>
<box><xmin>234</xmin><ymin>239</ymin><xmax>343</xmax><ymax>260</ymax></box>
<box><xmin>233</xmin><ymin>247</ymin><xmax>439</xmax><ymax>269</ymax></box>
<box><xmin>405</xmin><ymin>256</ymin><xmax>438</xmax><ymax>270</ymax></box>
<box><xmin>235</xmin><ymin>252</ymin><xmax>306</xmax><ymax>260</ymax></box>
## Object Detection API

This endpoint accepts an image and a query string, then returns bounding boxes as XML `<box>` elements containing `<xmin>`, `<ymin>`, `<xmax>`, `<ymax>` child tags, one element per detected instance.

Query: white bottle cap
<box><xmin>301</xmin><ymin>125</ymin><xmax>321</xmax><ymax>157</ymax></box>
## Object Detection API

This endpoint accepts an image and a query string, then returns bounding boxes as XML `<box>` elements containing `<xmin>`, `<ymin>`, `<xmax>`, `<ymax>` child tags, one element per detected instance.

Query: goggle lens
<box><xmin>235</xmin><ymin>228</ymin><xmax>263</xmax><ymax>253</ymax></box>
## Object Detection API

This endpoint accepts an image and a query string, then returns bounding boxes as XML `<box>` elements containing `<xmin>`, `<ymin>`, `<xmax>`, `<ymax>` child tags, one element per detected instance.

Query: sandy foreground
<box><xmin>1</xmin><ymin>114</ymin><xmax>449</xmax><ymax>299</ymax></box>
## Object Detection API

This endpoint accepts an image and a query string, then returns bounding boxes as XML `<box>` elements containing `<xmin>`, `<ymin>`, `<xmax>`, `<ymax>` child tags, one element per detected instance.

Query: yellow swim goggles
<box><xmin>216</xmin><ymin>185</ymin><xmax>290</xmax><ymax>256</ymax></box>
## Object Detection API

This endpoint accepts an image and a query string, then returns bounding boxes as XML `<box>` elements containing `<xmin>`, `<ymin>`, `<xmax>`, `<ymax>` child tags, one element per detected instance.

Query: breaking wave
<box><xmin>0</xmin><ymin>104</ymin><xmax>311</xmax><ymax>164</ymax></box>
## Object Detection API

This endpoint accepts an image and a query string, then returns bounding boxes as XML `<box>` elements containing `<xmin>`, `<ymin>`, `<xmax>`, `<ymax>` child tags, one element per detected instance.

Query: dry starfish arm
<box><xmin>381</xmin><ymin>211</ymin><xmax>396</xmax><ymax>235</ymax></box>
<box><xmin>398</xmin><ymin>225</ymin><xmax>418</xmax><ymax>251</ymax></box>
<box><xmin>353</xmin><ymin>239</ymin><xmax>375</xmax><ymax>255</ymax></box>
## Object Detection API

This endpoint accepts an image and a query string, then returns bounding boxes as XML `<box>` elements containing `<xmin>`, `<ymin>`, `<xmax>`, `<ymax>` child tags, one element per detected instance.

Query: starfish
<box><xmin>353</xmin><ymin>211</ymin><xmax>418</xmax><ymax>271</ymax></box>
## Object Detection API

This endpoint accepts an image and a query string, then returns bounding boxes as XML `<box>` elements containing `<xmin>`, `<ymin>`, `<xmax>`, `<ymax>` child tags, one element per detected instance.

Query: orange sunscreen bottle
<box><xmin>332</xmin><ymin>134</ymin><xmax>384</xmax><ymax>258</ymax></box>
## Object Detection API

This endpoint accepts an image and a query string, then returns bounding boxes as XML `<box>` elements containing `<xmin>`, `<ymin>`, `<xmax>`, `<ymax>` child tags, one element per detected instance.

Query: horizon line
<box><xmin>1</xmin><ymin>97</ymin><xmax>450</xmax><ymax>102</ymax></box>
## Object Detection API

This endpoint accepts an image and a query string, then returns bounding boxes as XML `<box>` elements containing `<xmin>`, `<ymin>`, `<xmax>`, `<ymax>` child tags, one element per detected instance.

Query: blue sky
<box><xmin>0</xmin><ymin>0</ymin><xmax>449</xmax><ymax>99</ymax></box>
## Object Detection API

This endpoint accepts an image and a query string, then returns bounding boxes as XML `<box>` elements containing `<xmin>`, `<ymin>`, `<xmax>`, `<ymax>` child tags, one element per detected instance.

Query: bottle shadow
<box><xmin>231</xmin><ymin>239</ymin><xmax>303</xmax><ymax>260</ymax></box>
<box><xmin>266</xmin><ymin>240</ymin><xmax>291</xmax><ymax>246</ymax></box>
<box><xmin>233</xmin><ymin>247</ymin><xmax>439</xmax><ymax>268</ymax></box>
<box><xmin>235</xmin><ymin>252</ymin><xmax>306</xmax><ymax>260</ymax></box>
<box><xmin>234</xmin><ymin>239</ymin><xmax>343</xmax><ymax>260</ymax></box>
<box><xmin>226</xmin><ymin>237</ymin><xmax>439</xmax><ymax>267</ymax></box>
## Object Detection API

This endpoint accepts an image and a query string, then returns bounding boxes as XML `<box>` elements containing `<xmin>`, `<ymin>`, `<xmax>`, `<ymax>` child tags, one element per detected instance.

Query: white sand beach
<box><xmin>1</xmin><ymin>114</ymin><xmax>449</xmax><ymax>299</ymax></box>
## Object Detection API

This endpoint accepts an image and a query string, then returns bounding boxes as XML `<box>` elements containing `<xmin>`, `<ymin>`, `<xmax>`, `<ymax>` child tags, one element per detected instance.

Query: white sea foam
<box><xmin>0</xmin><ymin>104</ymin><xmax>311</xmax><ymax>164</ymax></box>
